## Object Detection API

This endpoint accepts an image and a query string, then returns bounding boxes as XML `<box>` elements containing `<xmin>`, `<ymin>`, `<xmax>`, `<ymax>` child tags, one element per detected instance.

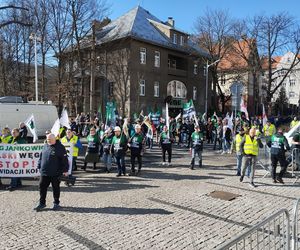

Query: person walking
<box><xmin>82</xmin><ymin>127</ymin><xmax>100</xmax><ymax>171</ymax></box>
<box><xmin>190</xmin><ymin>125</ymin><xmax>204</xmax><ymax>169</ymax></box>
<box><xmin>239</xmin><ymin>128</ymin><xmax>263</xmax><ymax>188</ymax></box>
<box><xmin>159</xmin><ymin>125</ymin><xmax>173</xmax><ymax>166</ymax></box>
<box><xmin>34</xmin><ymin>133</ymin><xmax>69</xmax><ymax>211</ymax></box>
<box><xmin>111</xmin><ymin>126</ymin><xmax>128</xmax><ymax>177</ymax></box>
<box><xmin>128</xmin><ymin>124</ymin><xmax>144</xmax><ymax>176</ymax></box>
<box><xmin>267</xmin><ymin>128</ymin><xmax>290</xmax><ymax>184</ymax></box>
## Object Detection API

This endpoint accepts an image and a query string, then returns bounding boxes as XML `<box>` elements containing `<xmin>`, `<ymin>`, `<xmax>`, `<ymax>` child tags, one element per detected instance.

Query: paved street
<box><xmin>1</xmin><ymin>144</ymin><xmax>300</xmax><ymax>250</ymax></box>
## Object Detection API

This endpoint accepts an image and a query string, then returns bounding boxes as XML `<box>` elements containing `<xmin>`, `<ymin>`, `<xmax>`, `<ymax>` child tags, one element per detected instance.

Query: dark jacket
<box><xmin>38</xmin><ymin>141</ymin><xmax>69</xmax><ymax>176</ymax></box>
<box><xmin>267</xmin><ymin>133</ymin><xmax>290</xmax><ymax>155</ymax></box>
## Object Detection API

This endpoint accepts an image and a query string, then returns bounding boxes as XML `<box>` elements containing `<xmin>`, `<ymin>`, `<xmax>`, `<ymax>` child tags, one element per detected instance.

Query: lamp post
<box><xmin>205</xmin><ymin>59</ymin><xmax>220</xmax><ymax>120</ymax></box>
<box><xmin>29</xmin><ymin>33</ymin><xmax>41</xmax><ymax>102</ymax></box>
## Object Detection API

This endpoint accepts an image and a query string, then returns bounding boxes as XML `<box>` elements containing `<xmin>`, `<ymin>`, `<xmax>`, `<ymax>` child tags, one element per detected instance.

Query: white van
<box><xmin>0</xmin><ymin>102</ymin><xmax>58</xmax><ymax>137</ymax></box>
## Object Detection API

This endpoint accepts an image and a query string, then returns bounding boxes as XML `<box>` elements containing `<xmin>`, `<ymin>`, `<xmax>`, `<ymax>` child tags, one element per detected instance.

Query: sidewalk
<box><xmin>0</xmin><ymin>144</ymin><xmax>299</xmax><ymax>249</ymax></box>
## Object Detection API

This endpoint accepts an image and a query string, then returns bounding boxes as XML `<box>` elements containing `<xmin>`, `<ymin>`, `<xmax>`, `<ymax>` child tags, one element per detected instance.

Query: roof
<box><xmin>94</xmin><ymin>6</ymin><xmax>209</xmax><ymax>57</ymax></box>
<box><xmin>217</xmin><ymin>40</ymin><xmax>254</xmax><ymax>71</ymax></box>
<box><xmin>260</xmin><ymin>56</ymin><xmax>281</xmax><ymax>70</ymax></box>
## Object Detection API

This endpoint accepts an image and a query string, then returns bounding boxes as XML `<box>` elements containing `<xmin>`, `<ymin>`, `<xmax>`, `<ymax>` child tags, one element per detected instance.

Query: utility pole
<box><xmin>89</xmin><ymin>21</ymin><xmax>96</xmax><ymax>114</ymax></box>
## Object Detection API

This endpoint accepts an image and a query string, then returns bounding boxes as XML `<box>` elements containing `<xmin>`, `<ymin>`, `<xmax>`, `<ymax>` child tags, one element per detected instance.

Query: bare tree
<box><xmin>194</xmin><ymin>9</ymin><xmax>235</xmax><ymax>113</ymax></box>
<box><xmin>257</xmin><ymin>12</ymin><xmax>300</xmax><ymax>114</ymax></box>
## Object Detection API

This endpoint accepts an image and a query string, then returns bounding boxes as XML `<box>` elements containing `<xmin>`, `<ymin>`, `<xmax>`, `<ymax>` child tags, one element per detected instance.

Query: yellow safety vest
<box><xmin>235</xmin><ymin>134</ymin><xmax>243</xmax><ymax>152</ymax></box>
<box><xmin>61</xmin><ymin>135</ymin><xmax>79</xmax><ymax>157</ymax></box>
<box><xmin>1</xmin><ymin>135</ymin><xmax>12</xmax><ymax>144</ymax></box>
<box><xmin>244</xmin><ymin>135</ymin><xmax>259</xmax><ymax>156</ymax></box>
<box><xmin>291</xmin><ymin>120</ymin><xmax>299</xmax><ymax>128</ymax></box>
<box><xmin>263</xmin><ymin>124</ymin><xmax>276</xmax><ymax>137</ymax></box>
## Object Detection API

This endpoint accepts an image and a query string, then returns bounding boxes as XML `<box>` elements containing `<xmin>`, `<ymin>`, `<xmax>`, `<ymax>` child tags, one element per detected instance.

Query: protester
<box><xmin>239</xmin><ymin>128</ymin><xmax>263</xmax><ymax>188</ymax></box>
<box><xmin>267</xmin><ymin>128</ymin><xmax>290</xmax><ymax>184</ymax></box>
<box><xmin>18</xmin><ymin>122</ymin><xmax>28</xmax><ymax>141</ymax></box>
<box><xmin>1</xmin><ymin>127</ymin><xmax>12</xmax><ymax>143</ymax></box>
<box><xmin>159</xmin><ymin>125</ymin><xmax>173</xmax><ymax>166</ymax></box>
<box><xmin>190</xmin><ymin>125</ymin><xmax>204</xmax><ymax>169</ymax></box>
<box><xmin>34</xmin><ymin>133</ymin><xmax>69</xmax><ymax>211</ymax></box>
<box><xmin>82</xmin><ymin>127</ymin><xmax>100</xmax><ymax>171</ymax></box>
<box><xmin>101</xmin><ymin>127</ymin><xmax>114</xmax><ymax>173</ymax></box>
<box><xmin>111</xmin><ymin>126</ymin><xmax>128</xmax><ymax>177</ymax></box>
<box><xmin>61</xmin><ymin>128</ymin><xmax>83</xmax><ymax>171</ymax></box>
<box><xmin>128</xmin><ymin>124</ymin><xmax>145</xmax><ymax>176</ymax></box>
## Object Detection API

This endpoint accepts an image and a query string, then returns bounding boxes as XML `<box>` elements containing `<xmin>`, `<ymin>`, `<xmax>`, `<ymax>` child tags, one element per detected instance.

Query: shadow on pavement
<box><xmin>148</xmin><ymin>197</ymin><xmax>252</xmax><ymax>228</ymax></box>
<box><xmin>58</xmin><ymin>206</ymin><xmax>173</xmax><ymax>215</ymax></box>
<box><xmin>57</xmin><ymin>225</ymin><xmax>106</xmax><ymax>250</ymax></box>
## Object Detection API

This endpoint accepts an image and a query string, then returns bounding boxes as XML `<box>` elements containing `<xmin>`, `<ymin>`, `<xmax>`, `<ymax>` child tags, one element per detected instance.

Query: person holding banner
<box><xmin>82</xmin><ymin>127</ymin><xmax>100</xmax><ymax>171</ymax></box>
<box><xmin>159</xmin><ymin>125</ymin><xmax>173</xmax><ymax>166</ymax></box>
<box><xmin>6</xmin><ymin>128</ymin><xmax>27</xmax><ymax>191</ymax></box>
<box><xmin>61</xmin><ymin>129</ymin><xmax>82</xmax><ymax>171</ymax></box>
<box><xmin>1</xmin><ymin>127</ymin><xmax>12</xmax><ymax>143</ymax></box>
<box><xmin>111</xmin><ymin>126</ymin><xmax>128</xmax><ymax>177</ymax></box>
<box><xmin>35</xmin><ymin>133</ymin><xmax>69</xmax><ymax>211</ymax></box>
<box><xmin>190</xmin><ymin>125</ymin><xmax>204</xmax><ymax>169</ymax></box>
<box><xmin>128</xmin><ymin>124</ymin><xmax>145</xmax><ymax>176</ymax></box>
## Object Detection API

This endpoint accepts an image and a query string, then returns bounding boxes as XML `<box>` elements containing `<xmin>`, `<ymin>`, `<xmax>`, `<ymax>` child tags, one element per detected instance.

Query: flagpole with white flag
<box><xmin>60</xmin><ymin>108</ymin><xmax>71</xmax><ymax>129</ymax></box>
<box><xmin>24</xmin><ymin>114</ymin><xmax>38</xmax><ymax>142</ymax></box>
<box><xmin>175</xmin><ymin>113</ymin><xmax>181</xmax><ymax>122</ymax></box>
<box><xmin>165</xmin><ymin>102</ymin><xmax>169</xmax><ymax>132</ymax></box>
<box><xmin>262</xmin><ymin>103</ymin><xmax>268</xmax><ymax>126</ymax></box>
<box><xmin>240</xmin><ymin>98</ymin><xmax>249</xmax><ymax>120</ymax></box>
<box><xmin>51</xmin><ymin>118</ymin><xmax>60</xmax><ymax>137</ymax></box>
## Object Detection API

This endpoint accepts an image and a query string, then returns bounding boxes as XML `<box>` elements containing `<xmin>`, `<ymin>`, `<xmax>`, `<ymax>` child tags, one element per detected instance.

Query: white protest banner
<box><xmin>0</xmin><ymin>143</ymin><xmax>73</xmax><ymax>177</ymax></box>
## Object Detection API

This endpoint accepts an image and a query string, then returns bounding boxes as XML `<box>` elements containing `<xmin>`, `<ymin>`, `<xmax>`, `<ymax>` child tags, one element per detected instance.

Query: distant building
<box><xmin>261</xmin><ymin>52</ymin><xmax>300</xmax><ymax>107</ymax></box>
<box><xmin>63</xmin><ymin>6</ymin><xmax>209</xmax><ymax>117</ymax></box>
<box><xmin>216</xmin><ymin>39</ymin><xmax>262</xmax><ymax>116</ymax></box>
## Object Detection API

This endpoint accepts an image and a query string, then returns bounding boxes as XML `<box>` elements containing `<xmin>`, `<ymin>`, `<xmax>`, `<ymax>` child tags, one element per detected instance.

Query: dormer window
<box><xmin>180</xmin><ymin>36</ymin><xmax>184</xmax><ymax>46</ymax></box>
<box><xmin>173</xmin><ymin>33</ymin><xmax>177</xmax><ymax>44</ymax></box>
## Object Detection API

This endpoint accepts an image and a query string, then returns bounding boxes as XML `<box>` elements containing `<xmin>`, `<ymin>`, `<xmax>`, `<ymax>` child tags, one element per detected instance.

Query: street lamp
<box><xmin>29</xmin><ymin>33</ymin><xmax>42</xmax><ymax>102</ymax></box>
<box><xmin>205</xmin><ymin>59</ymin><xmax>220</xmax><ymax>119</ymax></box>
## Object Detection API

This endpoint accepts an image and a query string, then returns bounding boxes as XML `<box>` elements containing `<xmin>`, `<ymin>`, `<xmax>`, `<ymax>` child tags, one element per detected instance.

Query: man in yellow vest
<box><xmin>263</xmin><ymin>120</ymin><xmax>276</xmax><ymax>138</ymax></box>
<box><xmin>1</xmin><ymin>127</ymin><xmax>12</xmax><ymax>143</ymax></box>
<box><xmin>239</xmin><ymin>128</ymin><xmax>263</xmax><ymax>187</ymax></box>
<box><xmin>290</xmin><ymin>117</ymin><xmax>299</xmax><ymax>129</ymax></box>
<box><xmin>231</xmin><ymin>128</ymin><xmax>249</xmax><ymax>176</ymax></box>
<box><xmin>61</xmin><ymin>129</ymin><xmax>82</xmax><ymax>171</ymax></box>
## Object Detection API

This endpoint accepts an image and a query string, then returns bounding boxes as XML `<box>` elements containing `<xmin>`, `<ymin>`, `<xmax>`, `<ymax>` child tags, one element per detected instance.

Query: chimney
<box><xmin>167</xmin><ymin>17</ymin><xmax>174</xmax><ymax>27</ymax></box>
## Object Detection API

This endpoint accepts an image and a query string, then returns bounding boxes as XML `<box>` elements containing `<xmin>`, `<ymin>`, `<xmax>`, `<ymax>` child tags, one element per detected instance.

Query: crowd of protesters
<box><xmin>1</xmin><ymin>110</ymin><xmax>300</xmax><ymax>192</ymax></box>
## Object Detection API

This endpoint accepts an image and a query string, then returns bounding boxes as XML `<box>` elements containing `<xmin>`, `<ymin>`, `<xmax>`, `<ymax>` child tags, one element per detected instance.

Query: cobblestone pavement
<box><xmin>1</xmin><ymin>143</ymin><xmax>300</xmax><ymax>249</ymax></box>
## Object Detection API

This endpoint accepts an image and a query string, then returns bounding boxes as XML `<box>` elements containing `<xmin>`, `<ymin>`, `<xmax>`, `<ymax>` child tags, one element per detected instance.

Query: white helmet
<box><xmin>114</xmin><ymin>126</ymin><xmax>121</xmax><ymax>132</ymax></box>
<box><xmin>135</xmin><ymin>124</ymin><xmax>141</xmax><ymax>129</ymax></box>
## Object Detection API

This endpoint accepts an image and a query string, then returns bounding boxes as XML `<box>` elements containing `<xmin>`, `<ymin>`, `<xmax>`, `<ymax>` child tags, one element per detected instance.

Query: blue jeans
<box><xmin>222</xmin><ymin>138</ymin><xmax>229</xmax><ymax>152</ymax></box>
<box><xmin>103</xmin><ymin>153</ymin><xmax>112</xmax><ymax>171</ymax></box>
<box><xmin>115</xmin><ymin>155</ymin><xmax>126</xmax><ymax>174</ymax></box>
<box><xmin>10</xmin><ymin>177</ymin><xmax>22</xmax><ymax>188</ymax></box>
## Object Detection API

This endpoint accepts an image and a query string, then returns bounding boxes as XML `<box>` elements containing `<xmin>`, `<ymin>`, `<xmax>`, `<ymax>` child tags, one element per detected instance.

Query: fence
<box><xmin>291</xmin><ymin>148</ymin><xmax>300</xmax><ymax>184</ymax></box>
<box><xmin>217</xmin><ymin>209</ymin><xmax>290</xmax><ymax>250</ymax></box>
<box><xmin>256</xmin><ymin>137</ymin><xmax>272</xmax><ymax>178</ymax></box>
<box><xmin>217</xmin><ymin>199</ymin><xmax>300</xmax><ymax>250</ymax></box>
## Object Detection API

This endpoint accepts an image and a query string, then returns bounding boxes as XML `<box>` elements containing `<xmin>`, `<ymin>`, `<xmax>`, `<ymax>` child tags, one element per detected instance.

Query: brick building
<box><xmin>65</xmin><ymin>6</ymin><xmax>209</xmax><ymax>117</ymax></box>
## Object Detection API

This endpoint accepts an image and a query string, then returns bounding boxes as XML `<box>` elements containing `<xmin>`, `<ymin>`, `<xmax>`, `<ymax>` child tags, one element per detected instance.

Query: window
<box><xmin>193</xmin><ymin>63</ymin><xmax>198</xmax><ymax>75</ymax></box>
<box><xmin>180</xmin><ymin>36</ymin><xmax>184</xmax><ymax>46</ymax></box>
<box><xmin>154</xmin><ymin>51</ymin><xmax>160</xmax><ymax>68</ymax></box>
<box><xmin>173</xmin><ymin>33</ymin><xmax>177</xmax><ymax>44</ymax></box>
<box><xmin>172</xmin><ymin>59</ymin><xmax>177</xmax><ymax>68</ymax></box>
<box><xmin>168</xmin><ymin>59</ymin><xmax>171</xmax><ymax>68</ymax></box>
<box><xmin>280</xmin><ymin>69</ymin><xmax>287</xmax><ymax>77</ymax></box>
<box><xmin>220</xmin><ymin>74</ymin><xmax>226</xmax><ymax>86</ymax></box>
<box><xmin>139</xmin><ymin>79</ymin><xmax>145</xmax><ymax>96</ymax></box>
<box><xmin>167</xmin><ymin>80</ymin><xmax>187</xmax><ymax>99</ymax></box>
<box><xmin>140</xmin><ymin>48</ymin><xmax>146</xmax><ymax>64</ymax></box>
<box><xmin>193</xmin><ymin>86</ymin><xmax>197</xmax><ymax>100</ymax></box>
<box><xmin>290</xmin><ymin>79</ymin><xmax>296</xmax><ymax>86</ymax></box>
<box><xmin>154</xmin><ymin>81</ymin><xmax>159</xmax><ymax>97</ymax></box>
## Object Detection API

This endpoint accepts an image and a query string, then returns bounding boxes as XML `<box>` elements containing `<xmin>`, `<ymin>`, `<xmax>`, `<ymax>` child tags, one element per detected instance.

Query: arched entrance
<box><xmin>167</xmin><ymin>80</ymin><xmax>187</xmax><ymax>117</ymax></box>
